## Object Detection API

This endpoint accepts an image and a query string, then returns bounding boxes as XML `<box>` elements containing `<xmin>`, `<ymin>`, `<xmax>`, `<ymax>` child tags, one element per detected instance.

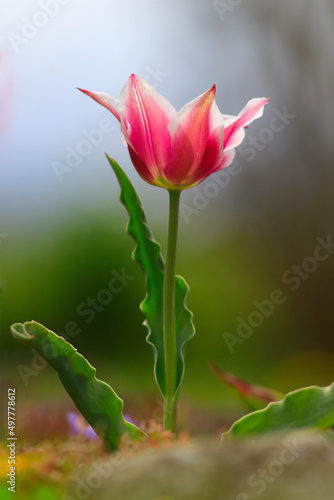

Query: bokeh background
<box><xmin>1</xmin><ymin>0</ymin><xmax>334</xmax><ymax>433</ymax></box>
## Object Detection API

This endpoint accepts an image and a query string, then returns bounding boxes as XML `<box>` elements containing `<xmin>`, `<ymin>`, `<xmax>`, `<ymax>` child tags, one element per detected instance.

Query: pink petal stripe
<box><xmin>224</xmin><ymin>97</ymin><xmax>269</xmax><ymax>151</ymax></box>
<box><xmin>77</xmin><ymin>88</ymin><xmax>121</xmax><ymax>122</ymax></box>
<box><xmin>184</xmin><ymin>131</ymin><xmax>222</xmax><ymax>188</ymax></box>
<box><xmin>191</xmin><ymin>150</ymin><xmax>236</xmax><ymax>188</ymax></box>
<box><xmin>223</xmin><ymin>127</ymin><xmax>246</xmax><ymax>152</ymax></box>
<box><xmin>127</xmin><ymin>145</ymin><xmax>157</xmax><ymax>185</ymax></box>
<box><xmin>119</xmin><ymin>74</ymin><xmax>175</xmax><ymax>178</ymax></box>
<box><xmin>164</xmin><ymin>85</ymin><xmax>216</xmax><ymax>185</ymax></box>
<box><xmin>79</xmin><ymin>77</ymin><xmax>268</xmax><ymax>191</ymax></box>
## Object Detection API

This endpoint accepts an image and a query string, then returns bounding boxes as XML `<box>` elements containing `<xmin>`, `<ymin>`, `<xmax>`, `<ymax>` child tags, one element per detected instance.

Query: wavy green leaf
<box><xmin>11</xmin><ymin>321</ymin><xmax>145</xmax><ymax>451</ymax></box>
<box><xmin>107</xmin><ymin>156</ymin><xmax>195</xmax><ymax>400</ymax></box>
<box><xmin>226</xmin><ymin>383</ymin><xmax>334</xmax><ymax>438</ymax></box>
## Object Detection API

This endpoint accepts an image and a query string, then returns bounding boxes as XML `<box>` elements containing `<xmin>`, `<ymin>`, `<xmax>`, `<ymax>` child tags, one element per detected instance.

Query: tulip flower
<box><xmin>78</xmin><ymin>76</ymin><xmax>268</xmax><ymax>432</ymax></box>
<box><xmin>78</xmin><ymin>74</ymin><xmax>268</xmax><ymax>191</ymax></box>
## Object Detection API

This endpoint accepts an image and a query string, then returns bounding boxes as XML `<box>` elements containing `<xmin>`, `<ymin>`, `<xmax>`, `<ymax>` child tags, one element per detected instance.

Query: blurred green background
<box><xmin>1</xmin><ymin>1</ymin><xmax>334</xmax><ymax>430</ymax></box>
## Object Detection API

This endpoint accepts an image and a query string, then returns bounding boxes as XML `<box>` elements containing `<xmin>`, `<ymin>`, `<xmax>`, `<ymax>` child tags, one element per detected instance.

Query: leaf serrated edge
<box><xmin>106</xmin><ymin>155</ymin><xmax>166</xmax><ymax>396</ymax></box>
<box><xmin>11</xmin><ymin>320</ymin><xmax>145</xmax><ymax>448</ymax></box>
<box><xmin>174</xmin><ymin>275</ymin><xmax>195</xmax><ymax>400</ymax></box>
<box><xmin>107</xmin><ymin>155</ymin><xmax>195</xmax><ymax>400</ymax></box>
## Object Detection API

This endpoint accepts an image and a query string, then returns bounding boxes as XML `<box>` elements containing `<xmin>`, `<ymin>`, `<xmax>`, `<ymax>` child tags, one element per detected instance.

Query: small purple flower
<box><xmin>123</xmin><ymin>413</ymin><xmax>136</xmax><ymax>426</ymax></box>
<box><xmin>66</xmin><ymin>411</ymin><xmax>100</xmax><ymax>441</ymax></box>
<box><xmin>83</xmin><ymin>425</ymin><xmax>100</xmax><ymax>441</ymax></box>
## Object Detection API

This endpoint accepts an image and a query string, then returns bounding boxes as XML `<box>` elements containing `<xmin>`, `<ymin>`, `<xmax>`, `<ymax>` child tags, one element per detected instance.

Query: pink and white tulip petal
<box><xmin>165</xmin><ymin>85</ymin><xmax>216</xmax><ymax>186</ymax></box>
<box><xmin>223</xmin><ymin>97</ymin><xmax>269</xmax><ymax>151</ymax></box>
<box><xmin>78</xmin><ymin>75</ymin><xmax>268</xmax><ymax>190</ymax></box>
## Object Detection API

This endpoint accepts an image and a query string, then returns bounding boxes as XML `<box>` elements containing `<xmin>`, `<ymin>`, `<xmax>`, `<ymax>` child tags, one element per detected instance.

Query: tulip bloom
<box><xmin>78</xmin><ymin>76</ymin><xmax>269</xmax><ymax>432</ymax></box>
<box><xmin>78</xmin><ymin>75</ymin><xmax>268</xmax><ymax>190</ymax></box>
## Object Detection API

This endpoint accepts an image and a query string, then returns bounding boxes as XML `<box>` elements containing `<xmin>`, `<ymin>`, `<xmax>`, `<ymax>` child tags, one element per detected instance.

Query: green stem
<box><xmin>163</xmin><ymin>189</ymin><xmax>181</xmax><ymax>433</ymax></box>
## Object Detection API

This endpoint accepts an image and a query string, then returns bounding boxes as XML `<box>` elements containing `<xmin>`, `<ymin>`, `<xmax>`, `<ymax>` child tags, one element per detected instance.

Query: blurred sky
<box><xmin>0</xmin><ymin>1</ymin><xmax>332</xmax><ymax>234</ymax></box>
<box><xmin>1</xmin><ymin>0</ymin><xmax>334</xmax><ymax>396</ymax></box>
<box><xmin>1</xmin><ymin>0</ymin><xmax>333</xmax><ymax>225</ymax></box>
<box><xmin>0</xmin><ymin>0</ymin><xmax>277</xmax><ymax>227</ymax></box>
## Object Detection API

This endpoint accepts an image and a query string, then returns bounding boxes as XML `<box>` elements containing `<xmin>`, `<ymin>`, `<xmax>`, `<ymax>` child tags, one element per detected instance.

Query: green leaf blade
<box><xmin>226</xmin><ymin>383</ymin><xmax>334</xmax><ymax>438</ymax></box>
<box><xmin>11</xmin><ymin>321</ymin><xmax>145</xmax><ymax>450</ymax></box>
<box><xmin>107</xmin><ymin>156</ymin><xmax>195</xmax><ymax>400</ymax></box>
